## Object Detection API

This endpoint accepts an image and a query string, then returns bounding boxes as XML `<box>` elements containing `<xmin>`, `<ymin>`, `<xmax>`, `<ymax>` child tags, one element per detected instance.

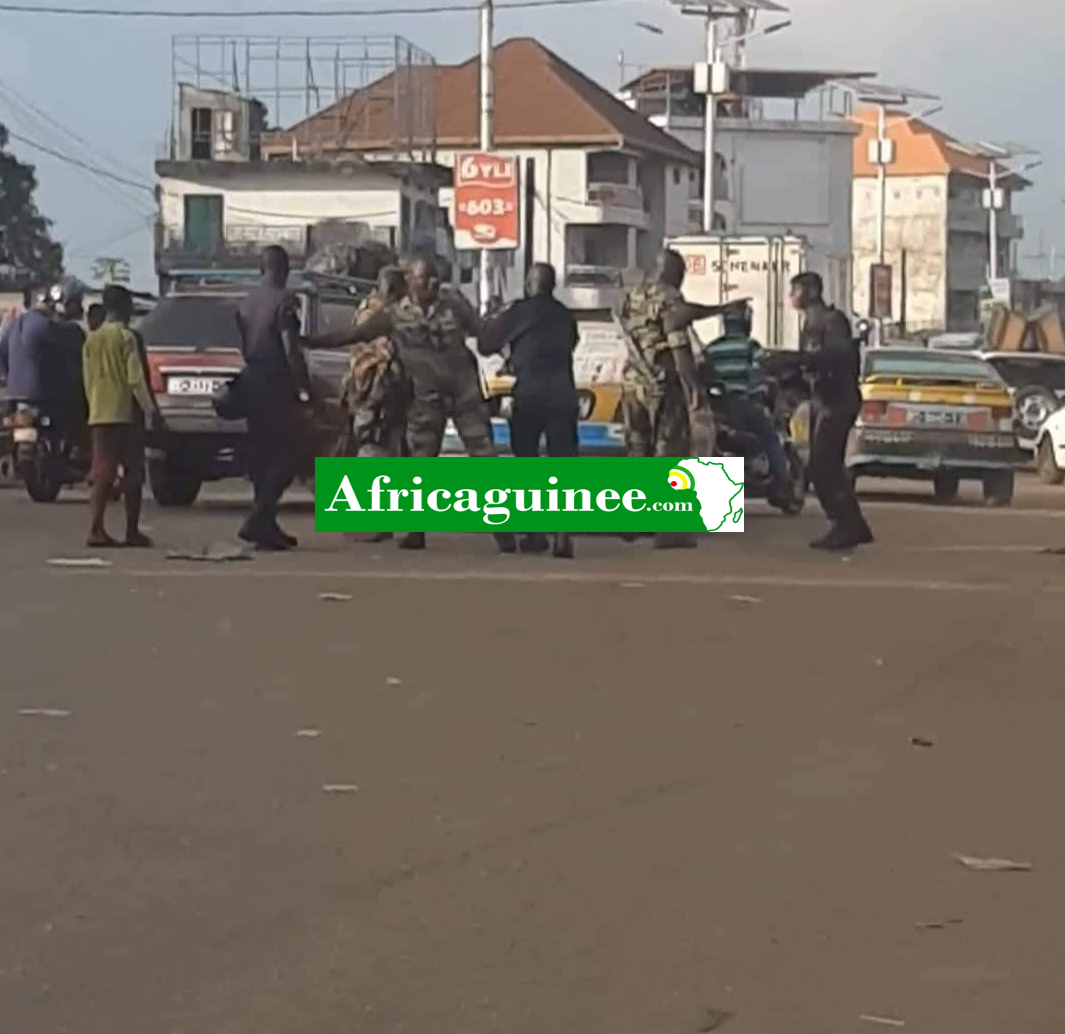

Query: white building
<box><xmin>616</xmin><ymin>66</ymin><xmax>862</xmax><ymax>307</ymax></box>
<box><xmin>155</xmin><ymin>85</ymin><xmax>447</xmax><ymax>288</ymax></box>
<box><xmin>851</xmin><ymin>107</ymin><xmax>1029</xmax><ymax>332</ymax></box>
<box><xmin>262</xmin><ymin>37</ymin><xmax>699</xmax><ymax>310</ymax></box>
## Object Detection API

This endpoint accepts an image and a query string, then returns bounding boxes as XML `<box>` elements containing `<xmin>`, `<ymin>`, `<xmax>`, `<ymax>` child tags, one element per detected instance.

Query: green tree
<box><xmin>0</xmin><ymin>124</ymin><xmax>63</xmax><ymax>287</ymax></box>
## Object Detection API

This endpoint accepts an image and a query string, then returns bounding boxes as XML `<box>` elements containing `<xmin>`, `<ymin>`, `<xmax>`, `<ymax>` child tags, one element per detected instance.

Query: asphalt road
<box><xmin>3</xmin><ymin>476</ymin><xmax>1065</xmax><ymax>1033</ymax></box>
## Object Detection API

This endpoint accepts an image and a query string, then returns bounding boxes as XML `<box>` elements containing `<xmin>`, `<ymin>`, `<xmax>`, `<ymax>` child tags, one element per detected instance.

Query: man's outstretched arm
<box><xmin>304</xmin><ymin>311</ymin><xmax>394</xmax><ymax>351</ymax></box>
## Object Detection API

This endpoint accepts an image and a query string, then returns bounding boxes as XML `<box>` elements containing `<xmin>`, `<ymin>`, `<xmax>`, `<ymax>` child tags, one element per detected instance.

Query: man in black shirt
<box><xmin>235</xmin><ymin>246</ymin><xmax>312</xmax><ymax>550</ymax></box>
<box><xmin>792</xmin><ymin>271</ymin><xmax>873</xmax><ymax>551</ymax></box>
<box><xmin>480</xmin><ymin>263</ymin><xmax>579</xmax><ymax>558</ymax></box>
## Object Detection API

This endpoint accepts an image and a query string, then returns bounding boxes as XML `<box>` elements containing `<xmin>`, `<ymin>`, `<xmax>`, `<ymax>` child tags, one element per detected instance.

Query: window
<box><xmin>190</xmin><ymin>108</ymin><xmax>212</xmax><ymax>161</ymax></box>
<box><xmin>672</xmin><ymin>167</ymin><xmax>681</xmax><ymax>186</ymax></box>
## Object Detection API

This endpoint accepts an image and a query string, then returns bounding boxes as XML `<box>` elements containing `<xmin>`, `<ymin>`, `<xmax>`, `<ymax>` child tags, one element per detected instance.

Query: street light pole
<box><xmin>875</xmin><ymin>104</ymin><xmax>887</xmax><ymax>267</ymax></box>
<box><xmin>702</xmin><ymin>12</ymin><xmax>717</xmax><ymax>233</ymax></box>
<box><xmin>987</xmin><ymin>158</ymin><xmax>999</xmax><ymax>282</ymax></box>
<box><xmin>478</xmin><ymin>0</ymin><xmax>494</xmax><ymax>312</ymax></box>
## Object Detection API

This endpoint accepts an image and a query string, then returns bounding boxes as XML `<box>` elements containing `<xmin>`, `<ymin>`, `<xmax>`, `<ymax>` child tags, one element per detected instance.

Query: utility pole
<box><xmin>986</xmin><ymin>158</ymin><xmax>1000</xmax><ymax>282</ymax></box>
<box><xmin>702</xmin><ymin>10</ymin><xmax>717</xmax><ymax>233</ymax></box>
<box><xmin>478</xmin><ymin>0</ymin><xmax>494</xmax><ymax>312</ymax></box>
<box><xmin>875</xmin><ymin>104</ymin><xmax>888</xmax><ymax>267</ymax></box>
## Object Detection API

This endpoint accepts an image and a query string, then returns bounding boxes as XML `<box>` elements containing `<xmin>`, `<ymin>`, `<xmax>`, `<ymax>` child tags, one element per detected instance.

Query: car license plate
<box><xmin>168</xmin><ymin>376</ymin><xmax>225</xmax><ymax>396</ymax></box>
<box><xmin>903</xmin><ymin>406</ymin><xmax>967</xmax><ymax>428</ymax></box>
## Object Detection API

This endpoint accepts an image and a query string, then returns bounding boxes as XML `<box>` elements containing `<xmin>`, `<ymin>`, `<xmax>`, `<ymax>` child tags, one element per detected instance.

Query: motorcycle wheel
<box><xmin>148</xmin><ymin>461</ymin><xmax>202</xmax><ymax>508</ymax></box>
<box><xmin>20</xmin><ymin>439</ymin><xmax>63</xmax><ymax>503</ymax></box>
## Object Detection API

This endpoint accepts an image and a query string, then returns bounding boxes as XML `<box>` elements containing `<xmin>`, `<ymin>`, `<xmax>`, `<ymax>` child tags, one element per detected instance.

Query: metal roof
<box><xmin>838</xmin><ymin>81</ymin><xmax>939</xmax><ymax>105</ymax></box>
<box><xmin>620</xmin><ymin>65</ymin><xmax>873</xmax><ymax>99</ymax></box>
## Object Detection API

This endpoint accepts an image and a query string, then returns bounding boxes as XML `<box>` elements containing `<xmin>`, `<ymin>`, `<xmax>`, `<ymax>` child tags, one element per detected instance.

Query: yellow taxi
<box><xmin>846</xmin><ymin>347</ymin><xmax>1024</xmax><ymax>505</ymax></box>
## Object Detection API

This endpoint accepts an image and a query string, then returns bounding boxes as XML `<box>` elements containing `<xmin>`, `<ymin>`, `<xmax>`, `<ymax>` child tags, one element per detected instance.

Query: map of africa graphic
<box><xmin>678</xmin><ymin>459</ymin><xmax>745</xmax><ymax>532</ymax></box>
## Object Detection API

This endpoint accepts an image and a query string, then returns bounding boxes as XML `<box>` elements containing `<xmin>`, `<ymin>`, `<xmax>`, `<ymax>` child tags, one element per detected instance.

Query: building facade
<box><xmin>262</xmin><ymin>37</ymin><xmax>699</xmax><ymax>310</ymax></box>
<box><xmin>616</xmin><ymin>67</ymin><xmax>861</xmax><ymax>307</ymax></box>
<box><xmin>851</xmin><ymin>108</ymin><xmax>1028</xmax><ymax>333</ymax></box>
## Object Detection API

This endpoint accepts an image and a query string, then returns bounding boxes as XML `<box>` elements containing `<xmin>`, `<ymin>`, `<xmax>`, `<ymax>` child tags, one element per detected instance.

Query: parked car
<box><xmin>978</xmin><ymin>351</ymin><xmax>1065</xmax><ymax>454</ymax></box>
<box><xmin>140</xmin><ymin>274</ymin><xmax>361</xmax><ymax>506</ymax></box>
<box><xmin>847</xmin><ymin>347</ymin><xmax>1023</xmax><ymax>505</ymax></box>
<box><xmin>1032</xmin><ymin>408</ymin><xmax>1065</xmax><ymax>484</ymax></box>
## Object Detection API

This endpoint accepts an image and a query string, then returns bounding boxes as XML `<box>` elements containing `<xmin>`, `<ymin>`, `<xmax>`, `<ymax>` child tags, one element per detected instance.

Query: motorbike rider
<box><xmin>49</xmin><ymin>278</ymin><xmax>91</xmax><ymax>454</ymax></box>
<box><xmin>704</xmin><ymin>301</ymin><xmax>792</xmax><ymax>506</ymax></box>
<box><xmin>0</xmin><ymin>286</ymin><xmax>57</xmax><ymax>414</ymax></box>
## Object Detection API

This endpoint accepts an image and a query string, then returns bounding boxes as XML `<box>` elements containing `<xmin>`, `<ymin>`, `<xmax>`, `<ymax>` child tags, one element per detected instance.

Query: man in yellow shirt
<box><xmin>82</xmin><ymin>285</ymin><xmax>160</xmax><ymax>548</ymax></box>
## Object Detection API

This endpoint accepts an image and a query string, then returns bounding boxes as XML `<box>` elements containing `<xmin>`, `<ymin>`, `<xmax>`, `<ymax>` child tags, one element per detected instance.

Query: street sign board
<box><xmin>453</xmin><ymin>152</ymin><xmax>520</xmax><ymax>251</ymax></box>
<box><xmin>869</xmin><ymin>262</ymin><xmax>893</xmax><ymax>319</ymax></box>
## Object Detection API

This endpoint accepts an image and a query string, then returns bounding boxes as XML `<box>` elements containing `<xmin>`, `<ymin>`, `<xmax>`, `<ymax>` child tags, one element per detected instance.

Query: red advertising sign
<box><xmin>452</xmin><ymin>152</ymin><xmax>520</xmax><ymax>251</ymax></box>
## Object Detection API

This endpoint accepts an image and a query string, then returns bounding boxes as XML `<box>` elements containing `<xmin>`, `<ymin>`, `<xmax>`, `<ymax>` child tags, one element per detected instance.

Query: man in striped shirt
<box><xmin>705</xmin><ymin>303</ymin><xmax>790</xmax><ymax>503</ymax></box>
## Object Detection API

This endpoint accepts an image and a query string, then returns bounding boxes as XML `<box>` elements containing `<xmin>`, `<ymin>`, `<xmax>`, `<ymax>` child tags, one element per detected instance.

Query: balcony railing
<box><xmin>585</xmin><ymin>182</ymin><xmax>645</xmax><ymax>211</ymax></box>
<box><xmin>156</xmin><ymin>223</ymin><xmax>310</xmax><ymax>271</ymax></box>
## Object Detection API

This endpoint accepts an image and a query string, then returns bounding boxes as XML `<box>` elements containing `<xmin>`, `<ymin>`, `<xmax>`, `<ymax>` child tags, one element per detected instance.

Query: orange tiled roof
<box><xmin>851</xmin><ymin>105</ymin><xmax>1027</xmax><ymax>181</ymax></box>
<box><xmin>276</xmin><ymin>37</ymin><xmax>698</xmax><ymax>165</ymax></box>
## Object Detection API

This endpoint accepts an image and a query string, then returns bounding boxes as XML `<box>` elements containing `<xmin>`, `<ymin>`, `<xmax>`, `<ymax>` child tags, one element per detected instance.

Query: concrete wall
<box><xmin>158</xmin><ymin>167</ymin><xmax>438</xmax><ymax>248</ymax></box>
<box><xmin>853</xmin><ymin>174</ymin><xmax>948</xmax><ymax>331</ymax></box>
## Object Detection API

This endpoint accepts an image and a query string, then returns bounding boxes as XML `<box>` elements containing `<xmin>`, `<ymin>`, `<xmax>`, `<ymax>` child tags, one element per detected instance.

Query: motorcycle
<box><xmin>3</xmin><ymin>404</ymin><xmax>94</xmax><ymax>503</ymax></box>
<box><xmin>704</xmin><ymin>351</ymin><xmax>809</xmax><ymax>515</ymax></box>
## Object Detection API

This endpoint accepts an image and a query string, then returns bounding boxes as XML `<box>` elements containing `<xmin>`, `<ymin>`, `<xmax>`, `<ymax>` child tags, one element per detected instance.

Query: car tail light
<box><xmin>147</xmin><ymin>359</ymin><xmax>166</xmax><ymax>395</ymax></box>
<box><xmin>859</xmin><ymin>400</ymin><xmax>888</xmax><ymax>425</ymax></box>
<box><xmin>992</xmin><ymin>405</ymin><xmax>1013</xmax><ymax>432</ymax></box>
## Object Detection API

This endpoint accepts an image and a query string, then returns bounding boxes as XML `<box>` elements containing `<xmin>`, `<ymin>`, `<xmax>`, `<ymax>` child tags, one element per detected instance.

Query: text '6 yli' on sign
<box><xmin>452</xmin><ymin>152</ymin><xmax>521</xmax><ymax>251</ymax></box>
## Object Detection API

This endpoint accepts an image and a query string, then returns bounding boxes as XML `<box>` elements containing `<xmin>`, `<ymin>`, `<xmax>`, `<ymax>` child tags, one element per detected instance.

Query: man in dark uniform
<box><xmin>791</xmin><ymin>271</ymin><xmax>873</xmax><ymax>550</ymax></box>
<box><xmin>306</xmin><ymin>253</ymin><xmax>516</xmax><ymax>554</ymax></box>
<box><xmin>235</xmin><ymin>245</ymin><xmax>311</xmax><ymax>551</ymax></box>
<box><xmin>479</xmin><ymin>261</ymin><xmax>578</xmax><ymax>558</ymax></box>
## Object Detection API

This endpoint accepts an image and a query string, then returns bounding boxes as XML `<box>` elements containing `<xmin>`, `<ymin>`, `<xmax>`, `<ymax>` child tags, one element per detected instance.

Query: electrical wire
<box><xmin>0</xmin><ymin>0</ymin><xmax>627</xmax><ymax>16</ymax></box>
<box><xmin>0</xmin><ymin>75</ymin><xmax>147</xmax><ymax>184</ymax></box>
<box><xmin>3</xmin><ymin>128</ymin><xmax>155</xmax><ymax>192</ymax></box>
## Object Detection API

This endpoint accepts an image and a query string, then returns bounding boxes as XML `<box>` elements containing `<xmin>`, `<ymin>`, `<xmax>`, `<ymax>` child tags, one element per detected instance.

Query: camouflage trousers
<box><xmin>406</xmin><ymin>375</ymin><xmax>497</xmax><ymax>458</ymax></box>
<box><xmin>621</xmin><ymin>377</ymin><xmax>715</xmax><ymax>457</ymax></box>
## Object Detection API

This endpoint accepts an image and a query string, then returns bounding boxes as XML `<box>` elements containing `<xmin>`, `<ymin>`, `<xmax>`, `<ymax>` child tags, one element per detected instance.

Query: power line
<box><xmin>0</xmin><ymin>0</ymin><xmax>625</xmax><ymax>17</ymax></box>
<box><xmin>0</xmin><ymin>74</ymin><xmax>147</xmax><ymax>183</ymax></box>
<box><xmin>0</xmin><ymin>85</ymin><xmax>155</xmax><ymax>220</ymax></box>
<box><xmin>2</xmin><ymin>128</ymin><xmax>154</xmax><ymax>192</ymax></box>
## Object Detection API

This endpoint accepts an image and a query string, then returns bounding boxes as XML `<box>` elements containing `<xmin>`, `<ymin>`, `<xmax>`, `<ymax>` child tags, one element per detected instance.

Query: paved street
<box><xmin>3</xmin><ymin>476</ymin><xmax>1065</xmax><ymax>1033</ymax></box>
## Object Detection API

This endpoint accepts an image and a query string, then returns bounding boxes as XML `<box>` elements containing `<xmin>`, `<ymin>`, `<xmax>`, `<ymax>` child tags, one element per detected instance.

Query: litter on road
<box><xmin>317</xmin><ymin>592</ymin><xmax>353</xmax><ymax>602</ymax></box>
<box><xmin>859</xmin><ymin>1015</ymin><xmax>905</xmax><ymax>1028</ymax></box>
<box><xmin>385</xmin><ymin>676</ymin><xmax>403</xmax><ymax>686</ymax></box>
<box><xmin>954</xmin><ymin>853</ymin><xmax>1033</xmax><ymax>872</ymax></box>
<box><xmin>166</xmin><ymin>542</ymin><xmax>254</xmax><ymax>563</ymax></box>
<box><xmin>727</xmin><ymin>594</ymin><xmax>762</xmax><ymax>604</ymax></box>
<box><xmin>914</xmin><ymin>918</ymin><xmax>963</xmax><ymax>931</ymax></box>
<box><xmin>296</xmin><ymin>728</ymin><xmax>323</xmax><ymax>738</ymax></box>
<box><xmin>321</xmin><ymin>783</ymin><xmax>360</xmax><ymax>794</ymax></box>
<box><xmin>909</xmin><ymin>736</ymin><xmax>935</xmax><ymax>748</ymax></box>
<box><xmin>19</xmin><ymin>708</ymin><xmax>71</xmax><ymax>718</ymax></box>
<box><xmin>47</xmin><ymin>557</ymin><xmax>112</xmax><ymax>568</ymax></box>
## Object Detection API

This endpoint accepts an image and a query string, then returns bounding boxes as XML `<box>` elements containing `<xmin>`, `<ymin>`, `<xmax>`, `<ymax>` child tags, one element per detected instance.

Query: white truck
<box><xmin>665</xmin><ymin>234</ymin><xmax>850</xmax><ymax>350</ymax></box>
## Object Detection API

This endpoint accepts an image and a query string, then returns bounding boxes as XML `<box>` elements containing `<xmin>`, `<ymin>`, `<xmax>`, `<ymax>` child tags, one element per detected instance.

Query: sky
<box><xmin>0</xmin><ymin>0</ymin><xmax>1061</xmax><ymax>290</ymax></box>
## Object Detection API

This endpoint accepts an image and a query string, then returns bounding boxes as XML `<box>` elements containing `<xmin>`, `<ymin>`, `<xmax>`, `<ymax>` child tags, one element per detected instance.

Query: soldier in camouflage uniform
<box><xmin>342</xmin><ymin>266</ymin><xmax>410</xmax><ymax>460</ymax></box>
<box><xmin>307</xmin><ymin>254</ymin><xmax>516</xmax><ymax>554</ymax></box>
<box><xmin>617</xmin><ymin>249</ymin><xmax>739</xmax><ymax>548</ymax></box>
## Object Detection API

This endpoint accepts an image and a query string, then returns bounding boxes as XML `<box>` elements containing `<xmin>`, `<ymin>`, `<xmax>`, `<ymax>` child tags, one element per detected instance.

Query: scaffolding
<box><xmin>169</xmin><ymin>34</ymin><xmax>437</xmax><ymax>160</ymax></box>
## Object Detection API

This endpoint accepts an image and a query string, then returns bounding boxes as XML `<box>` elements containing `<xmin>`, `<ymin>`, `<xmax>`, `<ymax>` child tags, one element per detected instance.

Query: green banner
<box><xmin>315</xmin><ymin>457</ymin><xmax>745</xmax><ymax>534</ymax></box>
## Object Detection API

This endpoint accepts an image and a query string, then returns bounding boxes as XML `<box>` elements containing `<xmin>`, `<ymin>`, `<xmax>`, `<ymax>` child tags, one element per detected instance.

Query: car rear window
<box><xmin>865</xmin><ymin>351</ymin><xmax>1003</xmax><ymax>385</ymax></box>
<box><xmin>986</xmin><ymin>357</ymin><xmax>1065</xmax><ymax>391</ymax></box>
<box><xmin>139</xmin><ymin>296</ymin><xmax>244</xmax><ymax>351</ymax></box>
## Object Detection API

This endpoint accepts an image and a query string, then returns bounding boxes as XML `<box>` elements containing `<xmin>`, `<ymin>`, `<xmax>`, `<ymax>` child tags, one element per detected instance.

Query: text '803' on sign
<box><xmin>453</xmin><ymin>152</ymin><xmax>520</xmax><ymax>251</ymax></box>
<box><xmin>315</xmin><ymin>458</ymin><xmax>745</xmax><ymax>534</ymax></box>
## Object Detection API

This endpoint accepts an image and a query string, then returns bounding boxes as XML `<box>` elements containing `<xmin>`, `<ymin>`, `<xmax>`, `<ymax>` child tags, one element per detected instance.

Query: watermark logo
<box><xmin>315</xmin><ymin>457</ymin><xmax>744</xmax><ymax>534</ymax></box>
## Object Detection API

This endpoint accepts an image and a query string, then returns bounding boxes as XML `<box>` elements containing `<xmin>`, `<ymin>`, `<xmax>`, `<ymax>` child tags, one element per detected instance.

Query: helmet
<box><xmin>49</xmin><ymin>277</ymin><xmax>87</xmax><ymax>319</ymax></box>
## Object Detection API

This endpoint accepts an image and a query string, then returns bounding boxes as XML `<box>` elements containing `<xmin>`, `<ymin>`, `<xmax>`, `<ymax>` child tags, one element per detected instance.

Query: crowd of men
<box><xmin>0</xmin><ymin>243</ymin><xmax>872</xmax><ymax>555</ymax></box>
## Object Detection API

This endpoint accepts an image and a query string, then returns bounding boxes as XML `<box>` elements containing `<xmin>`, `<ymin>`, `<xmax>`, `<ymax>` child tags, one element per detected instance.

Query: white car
<box><xmin>1034</xmin><ymin>407</ymin><xmax>1065</xmax><ymax>484</ymax></box>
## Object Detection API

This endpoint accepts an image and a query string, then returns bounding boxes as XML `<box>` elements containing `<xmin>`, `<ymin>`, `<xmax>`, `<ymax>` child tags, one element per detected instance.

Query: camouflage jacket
<box><xmin>343</xmin><ymin>297</ymin><xmax>409</xmax><ymax>419</ymax></box>
<box><xmin>388</xmin><ymin>291</ymin><xmax>480</xmax><ymax>388</ymax></box>
<box><xmin>617</xmin><ymin>279</ymin><xmax>693</xmax><ymax>392</ymax></box>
